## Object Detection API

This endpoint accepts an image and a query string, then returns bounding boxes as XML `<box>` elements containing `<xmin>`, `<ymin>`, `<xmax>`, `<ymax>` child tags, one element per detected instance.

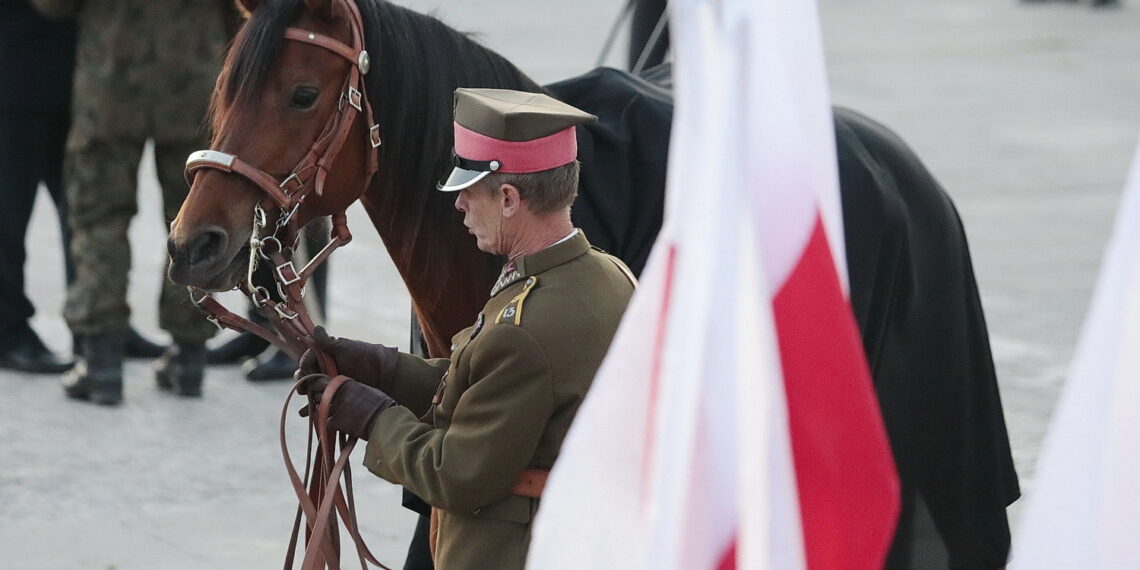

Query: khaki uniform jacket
<box><xmin>364</xmin><ymin>231</ymin><xmax>634</xmax><ymax>569</ymax></box>
<box><xmin>29</xmin><ymin>0</ymin><xmax>230</xmax><ymax>147</ymax></box>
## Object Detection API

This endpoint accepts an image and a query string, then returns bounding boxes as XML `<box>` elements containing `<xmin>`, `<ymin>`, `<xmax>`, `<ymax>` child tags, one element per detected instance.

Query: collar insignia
<box><xmin>470</xmin><ymin>313</ymin><xmax>485</xmax><ymax>340</ymax></box>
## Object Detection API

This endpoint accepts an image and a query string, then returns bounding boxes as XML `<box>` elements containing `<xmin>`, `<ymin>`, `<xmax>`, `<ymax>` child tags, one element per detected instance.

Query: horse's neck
<box><xmin>359</xmin><ymin>187</ymin><xmax>496</xmax><ymax>357</ymax></box>
<box><xmin>355</xmin><ymin>4</ymin><xmax>538</xmax><ymax>356</ymax></box>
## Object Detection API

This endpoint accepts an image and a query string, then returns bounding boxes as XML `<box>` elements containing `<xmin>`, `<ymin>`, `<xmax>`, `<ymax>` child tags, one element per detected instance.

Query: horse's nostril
<box><xmin>187</xmin><ymin>228</ymin><xmax>228</xmax><ymax>267</ymax></box>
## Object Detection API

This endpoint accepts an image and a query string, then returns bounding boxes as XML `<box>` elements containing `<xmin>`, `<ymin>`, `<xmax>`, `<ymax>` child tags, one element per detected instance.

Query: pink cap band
<box><xmin>453</xmin><ymin>123</ymin><xmax>578</xmax><ymax>173</ymax></box>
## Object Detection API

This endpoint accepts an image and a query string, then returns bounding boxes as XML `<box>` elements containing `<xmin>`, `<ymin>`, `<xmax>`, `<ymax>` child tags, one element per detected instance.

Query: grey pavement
<box><xmin>2</xmin><ymin>0</ymin><xmax>1138</xmax><ymax>567</ymax></box>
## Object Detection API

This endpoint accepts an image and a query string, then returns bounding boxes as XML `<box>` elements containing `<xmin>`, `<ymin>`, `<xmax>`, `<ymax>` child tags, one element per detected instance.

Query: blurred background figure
<box><xmin>30</xmin><ymin>0</ymin><xmax>235</xmax><ymax>405</ymax></box>
<box><xmin>627</xmin><ymin>0</ymin><xmax>669</xmax><ymax>72</ymax></box>
<box><xmin>0</xmin><ymin>0</ymin><xmax>76</xmax><ymax>374</ymax></box>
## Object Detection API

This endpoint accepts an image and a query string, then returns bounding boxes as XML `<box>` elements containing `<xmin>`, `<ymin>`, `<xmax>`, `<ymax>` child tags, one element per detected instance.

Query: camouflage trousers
<box><xmin>63</xmin><ymin>137</ymin><xmax>216</xmax><ymax>343</ymax></box>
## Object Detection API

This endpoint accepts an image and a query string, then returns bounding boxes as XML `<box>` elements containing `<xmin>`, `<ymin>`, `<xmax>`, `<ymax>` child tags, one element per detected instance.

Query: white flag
<box><xmin>1010</xmin><ymin>139</ymin><xmax>1140</xmax><ymax>568</ymax></box>
<box><xmin>526</xmin><ymin>0</ymin><xmax>898</xmax><ymax>568</ymax></box>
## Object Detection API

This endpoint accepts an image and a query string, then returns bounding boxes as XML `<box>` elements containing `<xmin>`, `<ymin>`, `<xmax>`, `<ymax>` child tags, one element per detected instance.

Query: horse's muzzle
<box><xmin>166</xmin><ymin>227</ymin><xmax>245</xmax><ymax>290</ymax></box>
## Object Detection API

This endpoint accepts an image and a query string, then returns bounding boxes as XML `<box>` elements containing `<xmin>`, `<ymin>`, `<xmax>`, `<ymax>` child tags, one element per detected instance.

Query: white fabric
<box><xmin>551</xmin><ymin>228</ymin><xmax>579</xmax><ymax>247</ymax></box>
<box><xmin>527</xmin><ymin>0</ymin><xmax>841</xmax><ymax>567</ymax></box>
<box><xmin>1011</xmin><ymin>139</ymin><xmax>1140</xmax><ymax>569</ymax></box>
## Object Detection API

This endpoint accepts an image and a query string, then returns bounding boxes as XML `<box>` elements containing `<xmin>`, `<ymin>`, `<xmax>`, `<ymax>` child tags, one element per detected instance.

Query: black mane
<box><xmin>212</xmin><ymin>0</ymin><xmax>302</xmax><ymax>132</ymax></box>
<box><xmin>361</xmin><ymin>1</ymin><xmax>541</xmax><ymax>270</ymax></box>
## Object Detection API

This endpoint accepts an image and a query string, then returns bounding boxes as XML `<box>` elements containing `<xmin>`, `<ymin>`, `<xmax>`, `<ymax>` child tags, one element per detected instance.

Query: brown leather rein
<box><xmin>181</xmin><ymin>1</ymin><xmax>388</xmax><ymax>568</ymax></box>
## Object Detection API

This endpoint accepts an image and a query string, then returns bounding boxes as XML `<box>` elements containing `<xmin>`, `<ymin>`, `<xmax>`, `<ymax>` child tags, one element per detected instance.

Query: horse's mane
<box><xmin>360</xmin><ymin>0</ymin><xmax>542</xmax><ymax>274</ymax></box>
<box><xmin>210</xmin><ymin>0</ymin><xmax>300</xmax><ymax>134</ymax></box>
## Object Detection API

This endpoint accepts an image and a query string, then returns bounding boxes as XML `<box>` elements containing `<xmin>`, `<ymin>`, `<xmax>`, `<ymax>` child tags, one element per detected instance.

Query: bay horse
<box><xmin>167</xmin><ymin>0</ymin><xmax>1019</xmax><ymax>566</ymax></box>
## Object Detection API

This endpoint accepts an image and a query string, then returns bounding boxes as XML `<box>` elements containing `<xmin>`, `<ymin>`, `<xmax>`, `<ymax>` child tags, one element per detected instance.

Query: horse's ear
<box><xmin>304</xmin><ymin>0</ymin><xmax>335</xmax><ymax>21</ymax></box>
<box><xmin>234</xmin><ymin>0</ymin><xmax>259</xmax><ymax>18</ymax></box>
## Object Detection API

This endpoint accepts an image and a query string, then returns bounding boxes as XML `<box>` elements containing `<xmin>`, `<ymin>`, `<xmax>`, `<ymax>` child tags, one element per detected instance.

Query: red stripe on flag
<box><xmin>717</xmin><ymin>539</ymin><xmax>736</xmax><ymax>570</ymax></box>
<box><xmin>773</xmin><ymin>214</ymin><xmax>900</xmax><ymax>569</ymax></box>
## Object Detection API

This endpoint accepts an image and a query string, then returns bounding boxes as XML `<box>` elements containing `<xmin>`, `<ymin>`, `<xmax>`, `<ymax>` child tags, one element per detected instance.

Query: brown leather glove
<box><xmin>296</xmin><ymin>326</ymin><xmax>398</xmax><ymax>391</ymax></box>
<box><xmin>299</xmin><ymin>374</ymin><xmax>396</xmax><ymax>440</ymax></box>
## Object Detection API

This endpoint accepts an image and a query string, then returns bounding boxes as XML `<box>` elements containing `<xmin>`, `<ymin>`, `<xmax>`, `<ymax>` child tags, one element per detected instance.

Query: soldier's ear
<box><xmin>304</xmin><ymin>0</ymin><xmax>334</xmax><ymax>21</ymax></box>
<box><xmin>235</xmin><ymin>0</ymin><xmax>258</xmax><ymax>18</ymax></box>
<box><xmin>499</xmin><ymin>184</ymin><xmax>523</xmax><ymax>218</ymax></box>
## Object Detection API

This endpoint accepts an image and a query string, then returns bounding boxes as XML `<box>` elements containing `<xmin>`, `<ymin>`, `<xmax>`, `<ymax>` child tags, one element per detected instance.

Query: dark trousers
<box><xmin>0</xmin><ymin>110</ymin><xmax>73</xmax><ymax>337</ymax></box>
<box><xmin>62</xmin><ymin>137</ymin><xmax>216</xmax><ymax>342</ymax></box>
<box><xmin>404</xmin><ymin>511</ymin><xmax>434</xmax><ymax>570</ymax></box>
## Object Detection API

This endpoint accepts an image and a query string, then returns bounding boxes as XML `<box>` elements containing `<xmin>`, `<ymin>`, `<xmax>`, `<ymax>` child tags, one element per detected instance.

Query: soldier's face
<box><xmin>455</xmin><ymin>183</ymin><xmax>506</xmax><ymax>254</ymax></box>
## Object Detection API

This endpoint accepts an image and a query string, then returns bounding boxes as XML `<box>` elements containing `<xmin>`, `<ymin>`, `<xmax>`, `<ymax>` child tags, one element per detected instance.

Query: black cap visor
<box><xmin>437</xmin><ymin>153</ymin><xmax>501</xmax><ymax>192</ymax></box>
<box><xmin>437</xmin><ymin>167</ymin><xmax>493</xmax><ymax>192</ymax></box>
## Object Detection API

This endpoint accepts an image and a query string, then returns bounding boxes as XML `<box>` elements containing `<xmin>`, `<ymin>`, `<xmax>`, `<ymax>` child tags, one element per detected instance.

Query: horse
<box><xmin>166</xmin><ymin>0</ymin><xmax>1019</xmax><ymax>566</ymax></box>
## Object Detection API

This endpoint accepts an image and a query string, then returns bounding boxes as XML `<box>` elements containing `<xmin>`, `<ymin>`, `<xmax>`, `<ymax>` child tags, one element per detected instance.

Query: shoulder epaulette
<box><xmin>497</xmin><ymin>276</ymin><xmax>538</xmax><ymax>325</ymax></box>
<box><xmin>607</xmin><ymin>255</ymin><xmax>638</xmax><ymax>288</ymax></box>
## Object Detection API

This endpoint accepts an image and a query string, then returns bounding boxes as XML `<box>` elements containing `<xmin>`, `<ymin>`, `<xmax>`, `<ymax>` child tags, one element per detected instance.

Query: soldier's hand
<box><xmin>294</xmin><ymin>326</ymin><xmax>398</xmax><ymax>391</ymax></box>
<box><xmin>297</xmin><ymin>374</ymin><xmax>396</xmax><ymax>440</ymax></box>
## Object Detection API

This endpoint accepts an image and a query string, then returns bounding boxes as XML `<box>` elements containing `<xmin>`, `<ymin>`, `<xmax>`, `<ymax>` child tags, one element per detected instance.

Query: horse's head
<box><xmin>168</xmin><ymin>0</ymin><xmax>379</xmax><ymax>291</ymax></box>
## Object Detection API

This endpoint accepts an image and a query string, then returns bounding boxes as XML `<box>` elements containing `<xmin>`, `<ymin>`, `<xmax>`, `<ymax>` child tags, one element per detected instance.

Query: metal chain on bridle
<box><xmin>181</xmin><ymin>0</ymin><xmax>389</xmax><ymax>567</ymax></box>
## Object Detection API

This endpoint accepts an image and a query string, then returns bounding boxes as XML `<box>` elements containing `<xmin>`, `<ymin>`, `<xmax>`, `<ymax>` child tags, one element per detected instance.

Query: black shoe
<box><xmin>74</xmin><ymin>328</ymin><xmax>166</xmax><ymax>359</ymax></box>
<box><xmin>125</xmin><ymin>328</ymin><xmax>166</xmax><ymax>359</ymax></box>
<box><xmin>207</xmin><ymin>331</ymin><xmax>271</xmax><ymax>365</ymax></box>
<box><xmin>0</xmin><ymin>327</ymin><xmax>73</xmax><ymax>374</ymax></box>
<box><xmin>156</xmin><ymin>342</ymin><xmax>206</xmax><ymax>397</ymax></box>
<box><xmin>243</xmin><ymin>348</ymin><xmax>298</xmax><ymax>382</ymax></box>
<box><xmin>63</xmin><ymin>332</ymin><xmax>125</xmax><ymax>406</ymax></box>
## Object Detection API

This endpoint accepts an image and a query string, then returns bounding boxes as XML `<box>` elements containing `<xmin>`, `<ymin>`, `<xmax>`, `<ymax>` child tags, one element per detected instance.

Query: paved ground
<box><xmin>2</xmin><ymin>0</ymin><xmax>1138</xmax><ymax>567</ymax></box>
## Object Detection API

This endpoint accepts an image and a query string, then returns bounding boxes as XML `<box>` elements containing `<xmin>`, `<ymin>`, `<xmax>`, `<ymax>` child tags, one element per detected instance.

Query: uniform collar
<box><xmin>490</xmin><ymin>230</ymin><xmax>590</xmax><ymax>297</ymax></box>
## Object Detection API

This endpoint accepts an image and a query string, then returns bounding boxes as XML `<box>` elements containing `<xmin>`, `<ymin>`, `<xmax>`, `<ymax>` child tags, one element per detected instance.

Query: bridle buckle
<box><xmin>273</xmin><ymin>303</ymin><xmax>300</xmax><ymax>320</ymax></box>
<box><xmin>346</xmin><ymin>86</ymin><xmax>363</xmax><ymax>112</ymax></box>
<box><xmin>276</xmin><ymin>260</ymin><xmax>302</xmax><ymax>286</ymax></box>
<box><xmin>280</xmin><ymin>172</ymin><xmax>304</xmax><ymax>195</ymax></box>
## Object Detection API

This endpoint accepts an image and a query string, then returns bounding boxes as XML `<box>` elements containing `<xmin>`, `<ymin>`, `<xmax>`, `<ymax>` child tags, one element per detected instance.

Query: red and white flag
<box><xmin>1010</xmin><ymin>140</ymin><xmax>1140</xmax><ymax>569</ymax></box>
<box><xmin>527</xmin><ymin>0</ymin><xmax>899</xmax><ymax>568</ymax></box>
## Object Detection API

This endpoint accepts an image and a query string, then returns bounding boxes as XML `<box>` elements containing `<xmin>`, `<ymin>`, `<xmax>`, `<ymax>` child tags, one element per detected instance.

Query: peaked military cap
<box><xmin>438</xmin><ymin>88</ymin><xmax>598</xmax><ymax>192</ymax></box>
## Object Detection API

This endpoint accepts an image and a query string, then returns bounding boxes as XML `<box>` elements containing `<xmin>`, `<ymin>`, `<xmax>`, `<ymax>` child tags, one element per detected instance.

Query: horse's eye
<box><xmin>290</xmin><ymin>87</ymin><xmax>319</xmax><ymax>110</ymax></box>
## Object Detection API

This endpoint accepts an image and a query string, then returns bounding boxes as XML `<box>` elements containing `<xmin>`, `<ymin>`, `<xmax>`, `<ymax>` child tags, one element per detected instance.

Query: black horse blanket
<box><xmin>548</xmin><ymin>66</ymin><xmax>1020</xmax><ymax>569</ymax></box>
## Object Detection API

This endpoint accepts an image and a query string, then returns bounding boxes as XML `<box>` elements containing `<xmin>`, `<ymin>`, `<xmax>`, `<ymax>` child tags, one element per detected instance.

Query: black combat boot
<box><xmin>74</xmin><ymin>327</ymin><xmax>166</xmax><ymax>360</ymax></box>
<box><xmin>0</xmin><ymin>324</ymin><xmax>73</xmax><ymax>374</ymax></box>
<box><xmin>244</xmin><ymin>347</ymin><xmax>297</xmax><ymax>381</ymax></box>
<box><xmin>63</xmin><ymin>332</ymin><xmax>126</xmax><ymax>406</ymax></box>
<box><xmin>206</xmin><ymin>331</ymin><xmax>270</xmax><ymax>364</ymax></box>
<box><xmin>155</xmin><ymin>342</ymin><xmax>207</xmax><ymax>397</ymax></box>
<box><xmin>125</xmin><ymin>327</ymin><xmax>166</xmax><ymax>359</ymax></box>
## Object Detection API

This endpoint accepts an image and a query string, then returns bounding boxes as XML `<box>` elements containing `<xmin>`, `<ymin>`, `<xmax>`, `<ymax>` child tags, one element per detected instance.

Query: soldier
<box><xmin>32</xmin><ymin>0</ymin><xmax>233</xmax><ymax>404</ymax></box>
<box><xmin>0</xmin><ymin>0</ymin><xmax>75</xmax><ymax>374</ymax></box>
<box><xmin>297</xmin><ymin>89</ymin><xmax>636</xmax><ymax>569</ymax></box>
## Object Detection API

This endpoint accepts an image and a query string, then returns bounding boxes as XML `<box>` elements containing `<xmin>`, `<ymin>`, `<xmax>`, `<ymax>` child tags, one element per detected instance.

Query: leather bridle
<box><xmin>181</xmin><ymin>1</ymin><xmax>389</xmax><ymax>568</ymax></box>
<box><xmin>183</xmin><ymin>0</ymin><xmax>381</xmax><ymax>344</ymax></box>
<box><xmin>185</xmin><ymin>0</ymin><xmax>380</xmax><ymax>223</ymax></box>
